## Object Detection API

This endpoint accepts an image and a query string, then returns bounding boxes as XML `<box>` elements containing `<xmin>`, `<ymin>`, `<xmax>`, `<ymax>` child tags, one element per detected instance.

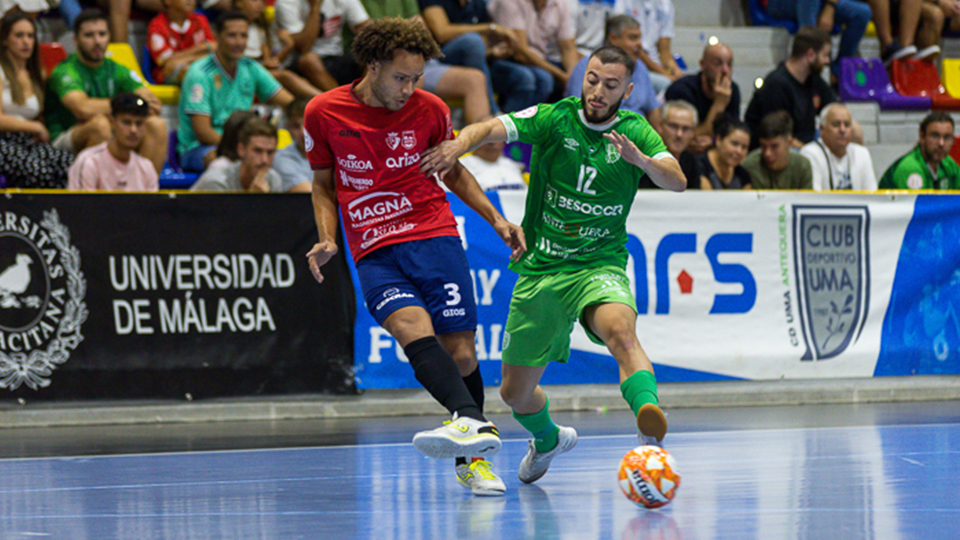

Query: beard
<box><xmin>580</xmin><ymin>91</ymin><xmax>624</xmax><ymax>125</ymax></box>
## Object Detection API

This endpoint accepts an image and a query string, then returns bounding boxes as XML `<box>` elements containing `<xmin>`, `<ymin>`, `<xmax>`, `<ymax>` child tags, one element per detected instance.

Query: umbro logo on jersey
<box><xmin>563</xmin><ymin>138</ymin><xmax>579</xmax><ymax>151</ymax></box>
<box><xmin>338</xmin><ymin>130</ymin><xmax>360</xmax><ymax>138</ymax></box>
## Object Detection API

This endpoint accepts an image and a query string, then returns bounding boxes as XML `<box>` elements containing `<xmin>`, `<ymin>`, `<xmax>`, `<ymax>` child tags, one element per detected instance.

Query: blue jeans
<box><xmin>180</xmin><ymin>144</ymin><xmax>216</xmax><ymax>172</ymax></box>
<box><xmin>768</xmin><ymin>0</ymin><xmax>871</xmax><ymax>70</ymax></box>
<box><xmin>440</xmin><ymin>33</ymin><xmax>500</xmax><ymax>115</ymax></box>
<box><xmin>489</xmin><ymin>59</ymin><xmax>553</xmax><ymax>113</ymax></box>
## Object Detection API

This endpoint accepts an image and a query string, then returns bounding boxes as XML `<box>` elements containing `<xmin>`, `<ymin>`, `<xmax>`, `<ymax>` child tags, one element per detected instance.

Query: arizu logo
<box><xmin>627</xmin><ymin>233</ymin><xmax>756</xmax><ymax>315</ymax></box>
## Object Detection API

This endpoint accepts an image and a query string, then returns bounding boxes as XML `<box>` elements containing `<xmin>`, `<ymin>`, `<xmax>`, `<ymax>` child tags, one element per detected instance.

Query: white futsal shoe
<box><xmin>413</xmin><ymin>413</ymin><xmax>502</xmax><ymax>459</ymax></box>
<box><xmin>456</xmin><ymin>459</ymin><xmax>506</xmax><ymax>496</ymax></box>
<box><xmin>517</xmin><ymin>425</ymin><xmax>578</xmax><ymax>484</ymax></box>
<box><xmin>637</xmin><ymin>403</ymin><xmax>668</xmax><ymax>447</ymax></box>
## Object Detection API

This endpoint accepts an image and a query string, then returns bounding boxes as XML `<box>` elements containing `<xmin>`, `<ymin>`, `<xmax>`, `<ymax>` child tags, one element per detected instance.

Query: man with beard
<box><xmin>420</xmin><ymin>45</ymin><xmax>686</xmax><ymax>486</ymax></box>
<box><xmin>46</xmin><ymin>9</ymin><xmax>168</xmax><ymax>174</ymax></box>
<box><xmin>744</xmin><ymin>26</ymin><xmax>836</xmax><ymax>150</ymax></box>
<box><xmin>304</xmin><ymin>18</ymin><xmax>526</xmax><ymax>497</ymax></box>
<box><xmin>880</xmin><ymin>111</ymin><xmax>960</xmax><ymax>190</ymax></box>
<box><xmin>665</xmin><ymin>40</ymin><xmax>740</xmax><ymax>154</ymax></box>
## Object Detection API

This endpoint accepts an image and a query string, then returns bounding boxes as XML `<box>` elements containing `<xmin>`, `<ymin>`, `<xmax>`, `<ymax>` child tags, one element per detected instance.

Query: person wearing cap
<box><xmin>67</xmin><ymin>93</ymin><xmax>159</xmax><ymax>191</ymax></box>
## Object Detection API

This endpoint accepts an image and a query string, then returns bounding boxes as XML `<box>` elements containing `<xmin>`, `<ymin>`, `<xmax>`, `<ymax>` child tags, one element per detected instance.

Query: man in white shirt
<box><xmin>458</xmin><ymin>140</ymin><xmax>527</xmax><ymax>191</ymax></box>
<box><xmin>801</xmin><ymin>103</ymin><xmax>877</xmax><ymax>191</ymax></box>
<box><xmin>275</xmin><ymin>0</ymin><xmax>370</xmax><ymax>90</ymax></box>
<box><xmin>614</xmin><ymin>0</ymin><xmax>682</xmax><ymax>94</ymax></box>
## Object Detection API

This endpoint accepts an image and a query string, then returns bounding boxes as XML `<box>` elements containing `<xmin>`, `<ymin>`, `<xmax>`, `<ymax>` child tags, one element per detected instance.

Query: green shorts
<box><xmin>501</xmin><ymin>265</ymin><xmax>636</xmax><ymax>367</ymax></box>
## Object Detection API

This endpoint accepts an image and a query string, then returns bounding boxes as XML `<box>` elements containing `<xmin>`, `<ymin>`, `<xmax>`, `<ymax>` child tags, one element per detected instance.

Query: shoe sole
<box><xmin>413</xmin><ymin>433</ymin><xmax>501</xmax><ymax>459</ymax></box>
<box><xmin>637</xmin><ymin>403</ymin><xmax>668</xmax><ymax>442</ymax></box>
<box><xmin>518</xmin><ymin>429</ymin><xmax>578</xmax><ymax>484</ymax></box>
<box><xmin>457</xmin><ymin>477</ymin><xmax>506</xmax><ymax>497</ymax></box>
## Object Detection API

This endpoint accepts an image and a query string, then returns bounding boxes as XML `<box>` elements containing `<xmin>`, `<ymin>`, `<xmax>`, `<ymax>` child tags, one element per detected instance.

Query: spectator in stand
<box><xmin>745</xmin><ymin>26</ymin><xmax>836</xmax><ymax>150</ymax></box>
<box><xmin>697</xmin><ymin>115</ymin><xmax>752</xmax><ymax>190</ymax></box>
<box><xmin>865</xmin><ymin>0</ymin><xmax>951</xmax><ymax>64</ymax></box>
<box><xmin>801</xmin><ymin>103</ymin><xmax>877</xmax><ymax>190</ymax></box>
<box><xmin>743</xmin><ymin>111</ymin><xmax>813</xmax><ymax>189</ymax></box>
<box><xmin>0</xmin><ymin>12</ymin><xmax>73</xmax><ymax>189</ymax></box>
<box><xmin>488</xmin><ymin>0</ymin><xmax>580</xmax><ymax>103</ymax></box>
<box><xmin>147</xmin><ymin>0</ymin><xmax>215</xmax><ymax>84</ymax></box>
<box><xmin>880</xmin><ymin>111</ymin><xmax>960</xmax><ymax>190</ymax></box>
<box><xmin>207</xmin><ymin>108</ymin><xmax>257</xmax><ymax>173</ymax></box>
<box><xmin>766</xmin><ymin>0</ymin><xmax>871</xmax><ymax>77</ymax></box>
<box><xmin>564</xmin><ymin>14</ymin><xmax>660</xmax><ymax>129</ymax></box>
<box><xmin>419</xmin><ymin>0</ymin><xmax>535</xmax><ymax>113</ymax></box>
<box><xmin>613</xmin><ymin>0</ymin><xmax>683</xmax><ymax>95</ymax></box>
<box><xmin>275</xmin><ymin>0</ymin><xmax>369</xmax><ymax>91</ymax></box>
<box><xmin>191</xmin><ymin>117</ymin><xmax>285</xmax><ymax>191</ymax></box>
<box><xmin>236</xmin><ymin>0</ymin><xmax>321</xmax><ymax>98</ymax></box>
<box><xmin>271</xmin><ymin>97</ymin><xmax>312</xmax><ymax>192</ymax></box>
<box><xmin>655</xmin><ymin>100</ymin><xmax>699</xmax><ymax>189</ymax></box>
<box><xmin>665</xmin><ymin>40</ymin><xmax>740</xmax><ymax>154</ymax></box>
<box><xmin>46</xmin><ymin>9</ymin><xmax>168</xmax><ymax>174</ymax></box>
<box><xmin>567</xmin><ymin>0</ymin><xmax>616</xmax><ymax>55</ymax></box>
<box><xmin>351</xmin><ymin>3</ymin><xmax>493</xmax><ymax>125</ymax></box>
<box><xmin>458</xmin><ymin>139</ymin><xmax>527</xmax><ymax>191</ymax></box>
<box><xmin>67</xmin><ymin>93</ymin><xmax>158</xmax><ymax>191</ymax></box>
<box><xmin>178</xmin><ymin>11</ymin><xmax>293</xmax><ymax>172</ymax></box>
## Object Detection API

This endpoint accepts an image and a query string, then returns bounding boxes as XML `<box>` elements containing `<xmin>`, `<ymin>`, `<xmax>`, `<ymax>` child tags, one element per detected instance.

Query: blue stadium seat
<box><xmin>747</xmin><ymin>0</ymin><xmax>798</xmax><ymax>33</ymax></box>
<box><xmin>160</xmin><ymin>131</ymin><xmax>200</xmax><ymax>189</ymax></box>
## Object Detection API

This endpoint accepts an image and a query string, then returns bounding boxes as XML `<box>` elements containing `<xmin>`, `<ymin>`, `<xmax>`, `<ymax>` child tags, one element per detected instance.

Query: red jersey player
<box><xmin>304</xmin><ymin>18</ymin><xmax>525</xmax><ymax>497</ymax></box>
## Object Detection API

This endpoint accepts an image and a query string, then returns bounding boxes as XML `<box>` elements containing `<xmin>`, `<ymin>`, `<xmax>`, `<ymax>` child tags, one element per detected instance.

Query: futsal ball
<box><xmin>618</xmin><ymin>445</ymin><xmax>681</xmax><ymax>508</ymax></box>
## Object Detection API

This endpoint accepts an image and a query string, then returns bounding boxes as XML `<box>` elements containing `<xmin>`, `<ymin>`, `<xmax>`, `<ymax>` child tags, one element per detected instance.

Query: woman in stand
<box><xmin>698</xmin><ymin>115</ymin><xmax>752</xmax><ymax>190</ymax></box>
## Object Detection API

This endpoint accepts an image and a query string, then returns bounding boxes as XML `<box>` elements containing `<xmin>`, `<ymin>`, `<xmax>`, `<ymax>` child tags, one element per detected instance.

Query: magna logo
<box><xmin>337</xmin><ymin>154</ymin><xmax>373</xmax><ymax>172</ymax></box>
<box><xmin>347</xmin><ymin>191</ymin><xmax>413</xmax><ymax>222</ymax></box>
<box><xmin>385</xmin><ymin>152</ymin><xmax>420</xmax><ymax>169</ymax></box>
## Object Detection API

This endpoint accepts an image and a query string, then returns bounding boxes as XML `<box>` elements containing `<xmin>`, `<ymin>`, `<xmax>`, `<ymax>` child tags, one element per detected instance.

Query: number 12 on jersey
<box><xmin>577</xmin><ymin>165</ymin><xmax>598</xmax><ymax>195</ymax></box>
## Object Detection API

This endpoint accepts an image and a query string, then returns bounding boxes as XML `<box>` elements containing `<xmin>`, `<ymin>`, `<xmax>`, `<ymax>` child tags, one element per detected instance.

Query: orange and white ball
<box><xmin>618</xmin><ymin>445</ymin><xmax>681</xmax><ymax>508</ymax></box>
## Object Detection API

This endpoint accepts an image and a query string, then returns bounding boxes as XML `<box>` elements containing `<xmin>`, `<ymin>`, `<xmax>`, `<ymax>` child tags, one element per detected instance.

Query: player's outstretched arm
<box><xmin>604</xmin><ymin>131</ymin><xmax>687</xmax><ymax>192</ymax></box>
<box><xmin>420</xmin><ymin>117</ymin><xmax>509</xmax><ymax>180</ymax></box>
<box><xmin>442</xmin><ymin>161</ymin><xmax>527</xmax><ymax>262</ymax></box>
<box><xmin>306</xmin><ymin>168</ymin><xmax>340</xmax><ymax>283</ymax></box>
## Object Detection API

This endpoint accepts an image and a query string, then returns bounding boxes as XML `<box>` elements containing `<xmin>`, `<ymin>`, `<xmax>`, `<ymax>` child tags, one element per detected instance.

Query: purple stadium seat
<box><xmin>839</xmin><ymin>57</ymin><xmax>932</xmax><ymax>110</ymax></box>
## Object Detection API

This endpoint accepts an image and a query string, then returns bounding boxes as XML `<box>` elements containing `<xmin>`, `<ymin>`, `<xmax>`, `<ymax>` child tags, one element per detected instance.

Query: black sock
<box><xmin>404</xmin><ymin>336</ymin><xmax>485</xmax><ymax>422</ymax></box>
<box><xmin>462</xmin><ymin>366</ymin><xmax>485</xmax><ymax>414</ymax></box>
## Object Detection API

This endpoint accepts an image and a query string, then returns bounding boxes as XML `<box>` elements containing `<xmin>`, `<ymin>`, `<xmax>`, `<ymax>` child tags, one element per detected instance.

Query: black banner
<box><xmin>0</xmin><ymin>193</ymin><xmax>356</xmax><ymax>400</ymax></box>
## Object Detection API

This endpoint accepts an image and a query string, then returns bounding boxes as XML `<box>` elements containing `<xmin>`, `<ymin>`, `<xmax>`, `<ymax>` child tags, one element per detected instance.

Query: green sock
<box><xmin>513</xmin><ymin>395</ymin><xmax>560</xmax><ymax>453</ymax></box>
<box><xmin>621</xmin><ymin>370</ymin><xmax>659</xmax><ymax>418</ymax></box>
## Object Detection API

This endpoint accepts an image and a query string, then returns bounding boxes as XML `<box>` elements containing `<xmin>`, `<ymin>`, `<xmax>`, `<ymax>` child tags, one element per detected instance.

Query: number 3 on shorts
<box><xmin>444</xmin><ymin>283</ymin><xmax>461</xmax><ymax>306</ymax></box>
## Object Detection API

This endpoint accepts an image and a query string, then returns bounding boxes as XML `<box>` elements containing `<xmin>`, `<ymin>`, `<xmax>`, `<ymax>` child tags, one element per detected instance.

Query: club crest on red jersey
<box><xmin>386</xmin><ymin>132</ymin><xmax>400</xmax><ymax>150</ymax></box>
<box><xmin>401</xmin><ymin>130</ymin><xmax>417</xmax><ymax>150</ymax></box>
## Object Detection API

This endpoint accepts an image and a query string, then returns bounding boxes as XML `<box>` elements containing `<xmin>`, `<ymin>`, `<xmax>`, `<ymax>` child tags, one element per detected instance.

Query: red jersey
<box><xmin>147</xmin><ymin>12</ymin><xmax>214</xmax><ymax>83</ymax></box>
<box><xmin>304</xmin><ymin>83</ymin><xmax>460</xmax><ymax>262</ymax></box>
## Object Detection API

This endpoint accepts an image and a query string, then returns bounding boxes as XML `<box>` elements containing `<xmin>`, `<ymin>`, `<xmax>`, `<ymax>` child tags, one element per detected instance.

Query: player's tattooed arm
<box><xmin>306</xmin><ymin>168</ymin><xmax>340</xmax><ymax>283</ymax></box>
<box><xmin>604</xmin><ymin>131</ymin><xmax>686</xmax><ymax>192</ymax></box>
<box><xmin>420</xmin><ymin>117</ymin><xmax>509</xmax><ymax>180</ymax></box>
<box><xmin>442</xmin><ymin>161</ymin><xmax>527</xmax><ymax>262</ymax></box>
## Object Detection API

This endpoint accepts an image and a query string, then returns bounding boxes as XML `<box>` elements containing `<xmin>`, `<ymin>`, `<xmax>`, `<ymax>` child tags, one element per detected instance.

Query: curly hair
<box><xmin>352</xmin><ymin>17</ymin><xmax>442</xmax><ymax>67</ymax></box>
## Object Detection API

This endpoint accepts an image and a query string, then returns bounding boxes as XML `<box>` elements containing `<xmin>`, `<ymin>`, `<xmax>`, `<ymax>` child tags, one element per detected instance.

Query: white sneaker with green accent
<box><xmin>456</xmin><ymin>459</ymin><xmax>506</xmax><ymax>496</ymax></box>
<box><xmin>412</xmin><ymin>414</ymin><xmax>501</xmax><ymax>459</ymax></box>
<box><xmin>517</xmin><ymin>425</ymin><xmax>578</xmax><ymax>484</ymax></box>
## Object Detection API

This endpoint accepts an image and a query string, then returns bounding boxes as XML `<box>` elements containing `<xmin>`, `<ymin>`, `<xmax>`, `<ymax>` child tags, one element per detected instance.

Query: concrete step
<box><xmin>866</xmin><ymin>143</ymin><xmax>913</xmax><ymax>178</ymax></box>
<box><xmin>673</xmin><ymin>27</ymin><xmax>791</xmax><ymax>68</ymax></box>
<box><xmin>674</xmin><ymin>0</ymin><xmax>748</xmax><ymax>27</ymax></box>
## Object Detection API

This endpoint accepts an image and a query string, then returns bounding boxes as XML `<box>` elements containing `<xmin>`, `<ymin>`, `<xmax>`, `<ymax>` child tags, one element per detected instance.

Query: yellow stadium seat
<box><xmin>865</xmin><ymin>21</ymin><xmax>876</xmax><ymax>38</ymax></box>
<box><xmin>106</xmin><ymin>43</ymin><xmax>180</xmax><ymax>106</ymax></box>
<box><xmin>943</xmin><ymin>59</ymin><xmax>960</xmax><ymax>99</ymax></box>
<box><xmin>278</xmin><ymin>128</ymin><xmax>292</xmax><ymax>149</ymax></box>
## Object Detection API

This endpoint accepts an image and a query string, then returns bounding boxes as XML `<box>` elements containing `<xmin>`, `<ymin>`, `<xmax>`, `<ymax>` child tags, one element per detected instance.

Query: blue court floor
<box><xmin>0</xmin><ymin>402</ymin><xmax>958</xmax><ymax>540</ymax></box>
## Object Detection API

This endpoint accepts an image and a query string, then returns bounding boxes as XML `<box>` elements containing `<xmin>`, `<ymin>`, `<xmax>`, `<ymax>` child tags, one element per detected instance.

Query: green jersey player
<box><xmin>421</xmin><ymin>45</ymin><xmax>686</xmax><ymax>485</ymax></box>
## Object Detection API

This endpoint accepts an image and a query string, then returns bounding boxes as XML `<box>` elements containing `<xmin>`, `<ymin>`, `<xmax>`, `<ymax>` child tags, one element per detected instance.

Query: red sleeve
<box><xmin>147</xmin><ymin>17</ymin><xmax>174</xmax><ymax>64</ymax></box>
<box><xmin>305</xmin><ymin>95</ymin><xmax>333</xmax><ymax>169</ymax></box>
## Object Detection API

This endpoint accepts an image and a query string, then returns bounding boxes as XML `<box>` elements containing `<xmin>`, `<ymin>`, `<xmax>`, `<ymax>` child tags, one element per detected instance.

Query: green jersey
<box><xmin>46</xmin><ymin>55</ymin><xmax>145</xmax><ymax>139</ymax></box>
<box><xmin>879</xmin><ymin>145</ymin><xmax>960</xmax><ymax>190</ymax></box>
<box><xmin>501</xmin><ymin>97</ymin><xmax>671</xmax><ymax>275</ymax></box>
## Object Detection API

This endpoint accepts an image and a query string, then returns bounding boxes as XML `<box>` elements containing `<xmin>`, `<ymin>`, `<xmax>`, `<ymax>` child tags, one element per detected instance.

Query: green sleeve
<box><xmin>881</xmin><ymin>158</ymin><xmax>922</xmax><ymax>189</ymax></box>
<box><xmin>49</xmin><ymin>61</ymin><xmax>84</xmax><ymax>98</ymax></box>
<box><xmin>112</xmin><ymin>60</ymin><xmax>146</xmax><ymax>92</ymax></box>
<box><xmin>945</xmin><ymin>157</ymin><xmax>960</xmax><ymax>189</ymax></box>
<box><xmin>499</xmin><ymin>102</ymin><xmax>554</xmax><ymax>145</ymax></box>
<box><xmin>626</xmin><ymin>117</ymin><xmax>668</xmax><ymax>160</ymax></box>
<box><xmin>253</xmin><ymin>61</ymin><xmax>282</xmax><ymax>102</ymax></box>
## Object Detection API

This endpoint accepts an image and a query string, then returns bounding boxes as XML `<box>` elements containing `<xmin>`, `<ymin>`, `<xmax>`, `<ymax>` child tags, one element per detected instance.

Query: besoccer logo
<box><xmin>0</xmin><ymin>209</ymin><xmax>87</xmax><ymax>390</ymax></box>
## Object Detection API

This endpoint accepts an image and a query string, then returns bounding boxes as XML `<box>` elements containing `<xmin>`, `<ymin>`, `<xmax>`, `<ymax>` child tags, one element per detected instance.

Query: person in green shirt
<box><xmin>46</xmin><ymin>9</ymin><xmax>168</xmax><ymax>174</ymax></box>
<box><xmin>421</xmin><ymin>45</ymin><xmax>686</xmax><ymax>485</ymax></box>
<box><xmin>742</xmin><ymin>110</ymin><xmax>813</xmax><ymax>190</ymax></box>
<box><xmin>880</xmin><ymin>111</ymin><xmax>960</xmax><ymax>190</ymax></box>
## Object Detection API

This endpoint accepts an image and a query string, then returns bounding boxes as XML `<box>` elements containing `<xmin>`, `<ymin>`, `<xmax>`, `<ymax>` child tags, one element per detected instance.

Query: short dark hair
<box><xmin>285</xmin><ymin>97</ymin><xmax>309</xmax><ymax>120</ymax></box>
<box><xmin>587</xmin><ymin>45</ymin><xmax>636</xmax><ymax>78</ymax></box>
<box><xmin>217</xmin><ymin>110</ymin><xmax>259</xmax><ymax>159</ymax></box>
<box><xmin>713</xmin><ymin>114</ymin><xmax>750</xmax><ymax>141</ymax></box>
<box><xmin>757</xmin><ymin>110</ymin><xmax>794</xmax><ymax>140</ymax></box>
<box><xmin>110</xmin><ymin>92</ymin><xmax>150</xmax><ymax>117</ymax></box>
<box><xmin>790</xmin><ymin>26</ymin><xmax>830</xmax><ymax>59</ymax></box>
<box><xmin>352</xmin><ymin>17</ymin><xmax>442</xmax><ymax>67</ymax></box>
<box><xmin>214</xmin><ymin>10</ymin><xmax>250</xmax><ymax>33</ymax></box>
<box><xmin>604</xmin><ymin>14</ymin><xmax>640</xmax><ymax>43</ymax></box>
<box><xmin>74</xmin><ymin>8</ymin><xmax>108</xmax><ymax>35</ymax></box>
<box><xmin>238</xmin><ymin>118</ymin><xmax>278</xmax><ymax>146</ymax></box>
<box><xmin>920</xmin><ymin>111</ymin><xmax>955</xmax><ymax>134</ymax></box>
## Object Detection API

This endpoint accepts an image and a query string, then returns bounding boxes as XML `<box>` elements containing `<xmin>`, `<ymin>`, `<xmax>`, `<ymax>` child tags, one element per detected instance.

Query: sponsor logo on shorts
<box><xmin>442</xmin><ymin>308</ymin><xmax>466</xmax><ymax>317</ymax></box>
<box><xmin>375</xmin><ymin>289</ymin><xmax>415</xmax><ymax>311</ymax></box>
<box><xmin>502</xmin><ymin>331</ymin><xmax>511</xmax><ymax>350</ymax></box>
